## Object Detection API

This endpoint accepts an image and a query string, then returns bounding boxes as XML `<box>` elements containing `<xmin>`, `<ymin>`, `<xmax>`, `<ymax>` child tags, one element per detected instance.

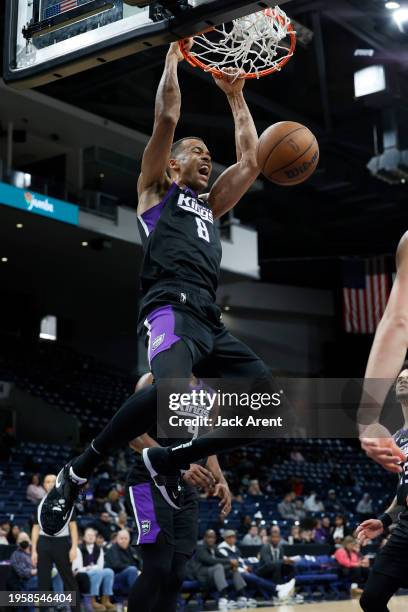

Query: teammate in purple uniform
<box><xmin>39</xmin><ymin>40</ymin><xmax>279</xmax><ymax>537</ymax></box>
<box><xmin>126</xmin><ymin>373</ymin><xmax>231</xmax><ymax>612</ymax></box>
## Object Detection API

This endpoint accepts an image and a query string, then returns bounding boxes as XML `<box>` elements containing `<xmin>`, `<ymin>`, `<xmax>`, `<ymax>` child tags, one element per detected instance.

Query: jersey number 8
<box><xmin>195</xmin><ymin>218</ymin><xmax>210</xmax><ymax>243</ymax></box>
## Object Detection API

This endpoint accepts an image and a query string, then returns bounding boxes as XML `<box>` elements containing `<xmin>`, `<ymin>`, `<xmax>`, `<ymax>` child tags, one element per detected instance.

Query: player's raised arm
<box><xmin>358</xmin><ymin>232</ymin><xmax>408</xmax><ymax>470</ymax></box>
<box><xmin>208</xmin><ymin>71</ymin><xmax>259</xmax><ymax>219</ymax></box>
<box><xmin>137</xmin><ymin>41</ymin><xmax>191</xmax><ymax>211</ymax></box>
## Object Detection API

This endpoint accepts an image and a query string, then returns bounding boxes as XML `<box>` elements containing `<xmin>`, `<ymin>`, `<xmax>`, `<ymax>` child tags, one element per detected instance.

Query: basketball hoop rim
<box><xmin>178</xmin><ymin>9</ymin><xmax>296</xmax><ymax>80</ymax></box>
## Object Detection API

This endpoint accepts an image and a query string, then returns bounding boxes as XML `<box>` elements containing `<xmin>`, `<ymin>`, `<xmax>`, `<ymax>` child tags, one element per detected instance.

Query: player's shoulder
<box><xmin>137</xmin><ymin>175</ymin><xmax>174</xmax><ymax>215</ymax></box>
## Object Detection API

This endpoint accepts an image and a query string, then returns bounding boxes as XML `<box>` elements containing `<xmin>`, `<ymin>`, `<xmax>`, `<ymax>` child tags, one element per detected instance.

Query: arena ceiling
<box><xmin>2</xmin><ymin>0</ymin><xmax>408</xmax><ymax>288</ymax></box>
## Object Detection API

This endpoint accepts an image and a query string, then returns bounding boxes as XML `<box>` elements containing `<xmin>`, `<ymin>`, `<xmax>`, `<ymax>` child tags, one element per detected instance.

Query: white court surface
<box><xmin>210</xmin><ymin>595</ymin><xmax>408</xmax><ymax>611</ymax></box>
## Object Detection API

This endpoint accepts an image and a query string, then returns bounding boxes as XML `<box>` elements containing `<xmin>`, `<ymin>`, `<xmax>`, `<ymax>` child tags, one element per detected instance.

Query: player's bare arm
<box><xmin>356</xmin><ymin>496</ymin><xmax>403</xmax><ymax>545</ymax></box>
<box><xmin>208</xmin><ymin>70</ymin><xmax>259</xmax><ymax>219</ymax></box>
<box><xmin>359</xmin><ymin>232</ymin><xmax>408</xmax><ymax>471</ymax></box>
<box><xmin>206</xmin><ymin>454</ymin><xmax>232</xmax><ymax>516</ymax></box>
<box><xmin>137</xmin><ymin>41</ymin><xmax>191</xmax><ymax>214</ymax></box>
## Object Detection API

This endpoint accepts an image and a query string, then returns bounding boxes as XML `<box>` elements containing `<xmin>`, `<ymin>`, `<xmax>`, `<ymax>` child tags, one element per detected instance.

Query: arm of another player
<box><xmin>129</xmin><ymin>434</ymin><xmax>214</xmax><ymax>489</ymax></box>
<box><xmin>31</xmin><ymin>524</ymin><xmax>39</xmax><ymax>567</ymax></box>
<box><xmin>356</xmin><ymin>496</ymin><xmax>403</xmax><ymax>545</ymax></box>
<box><xmin>208</xmin><ymin>71</ymin><xmax>259</xmax><ymax>220</ymax></box>
<box><xmin>359</xmin><ymin>232</ymin><xmax>408</xmax><ymax>471</ymax></box>
<box><xmin>206</xmin><ymin>455</ymin><xmax>232</xmax><ymax>517</ymax></box>
<box><xmin>137</xmin><ymin>40</ymin><xmax>192</xmax><ymax>211</ymax></box>
<box><xmin>69</xmin><ymin>521</ymin><xmax>79</xmax><ymax>563</ymax></box>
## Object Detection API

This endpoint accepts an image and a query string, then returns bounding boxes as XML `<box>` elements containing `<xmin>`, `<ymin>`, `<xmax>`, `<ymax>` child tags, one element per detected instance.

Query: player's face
<box><xmin>396</xmin><ymin>369</ymin><xmax>408</xmax><ymax>400</ymax></box>
<box><xmin>172</xmin><ymin>139</ymin><xmax>212</xmax><ymax>192</ymax></box>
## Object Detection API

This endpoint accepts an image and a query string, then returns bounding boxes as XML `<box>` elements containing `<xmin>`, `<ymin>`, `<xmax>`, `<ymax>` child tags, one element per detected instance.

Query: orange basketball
<box><xmin>257</xmin><ymin>121</ymin><xmax>319</xmax><ymax>186</ymax></box>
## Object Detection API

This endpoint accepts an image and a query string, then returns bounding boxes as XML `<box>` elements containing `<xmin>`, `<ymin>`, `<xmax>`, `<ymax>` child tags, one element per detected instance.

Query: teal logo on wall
<box><xmin>0</xmin><ymin>182</ymin><xmax>79</xmax><ymax>225</ymax></box>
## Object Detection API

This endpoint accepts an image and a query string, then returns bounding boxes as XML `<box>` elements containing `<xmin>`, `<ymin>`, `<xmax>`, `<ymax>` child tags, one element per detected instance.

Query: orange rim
<box><xmin>178</xmin><ymin>9</ymin><xmax>296</xmax><ymax>79</ymax></box>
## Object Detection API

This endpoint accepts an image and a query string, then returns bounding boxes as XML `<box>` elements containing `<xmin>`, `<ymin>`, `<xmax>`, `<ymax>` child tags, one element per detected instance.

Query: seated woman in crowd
<box><xmin>334</xmin><ymin>536</ymin><xmax>370</xmax><ymax>596</ymax></box>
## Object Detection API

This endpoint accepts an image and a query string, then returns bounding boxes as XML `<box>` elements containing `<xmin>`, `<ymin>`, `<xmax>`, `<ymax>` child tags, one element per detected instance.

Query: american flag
<box><xmin>43</xmin><ymin>0</ymin><xmax>81</xmax><ymax>19</ymax></box>
<box><xmin>342</xmin><ymin>256</ymin><xmax>395</xmax><ymax>334</ymax></box>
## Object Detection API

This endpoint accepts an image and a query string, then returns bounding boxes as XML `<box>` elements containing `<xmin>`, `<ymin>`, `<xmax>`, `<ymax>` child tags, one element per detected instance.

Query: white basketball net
<box><xmin>189</xmin><ymin>6</ymin><xmax>295</xmax><ymax>78</ymax></box>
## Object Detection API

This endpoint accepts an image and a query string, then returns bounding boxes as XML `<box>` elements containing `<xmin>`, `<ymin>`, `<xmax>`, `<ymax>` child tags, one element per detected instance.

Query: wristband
<box><xmin>378</xmin><ymin>513</ymin><xmax>393</xmax><ymax>529</ymax></box>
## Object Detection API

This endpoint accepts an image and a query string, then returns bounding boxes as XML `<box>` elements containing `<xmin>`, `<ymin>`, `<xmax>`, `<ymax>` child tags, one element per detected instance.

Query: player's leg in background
<box><xmin>152</xmin><ymin>552</ymin><xmax>190</xmax><ymax>612</ymax></box>
<box><xmin>359</xmin><ymin>570</ymin><xmax>400</xmax><ymax>612</ymax></box>
<box><xmin>127</xmin><ymin>533</ymin><xmax>175</xmax><ymax>612</ymax></box>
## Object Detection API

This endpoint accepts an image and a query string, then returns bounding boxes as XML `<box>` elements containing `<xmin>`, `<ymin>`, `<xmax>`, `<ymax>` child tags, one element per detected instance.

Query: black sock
<box><xmin>71</xmin><ymin>443</ymin><xmax>103</xmax><ymax>480</ymax></box>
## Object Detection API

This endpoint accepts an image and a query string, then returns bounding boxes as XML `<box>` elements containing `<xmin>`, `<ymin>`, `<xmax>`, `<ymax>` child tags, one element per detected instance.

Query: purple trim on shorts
<box><xmin>145</xmin><ymin>305</ymin><xmax>181</xmax><ymax>364</ymax></box>
<box><xmin>129</xmin><ymin>484</ymin><xmax>161</xmax><ymax>545</ymax></box>
<box><xmin>139</xmin><ymin>182</ymin><xmax>178</xmax><ymax>236</ymax></box>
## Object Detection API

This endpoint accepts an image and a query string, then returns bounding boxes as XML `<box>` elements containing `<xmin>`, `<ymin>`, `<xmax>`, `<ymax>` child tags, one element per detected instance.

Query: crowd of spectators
<box><xmin>0</xmin><ymin>438</ymin><xmax>390</xmax><ymax>608</ymax></box>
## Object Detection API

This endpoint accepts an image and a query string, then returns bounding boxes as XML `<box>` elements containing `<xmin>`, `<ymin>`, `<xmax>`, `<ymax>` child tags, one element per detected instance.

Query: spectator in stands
<box><xmin>96</xmin><ymin>534</ymin><xmax>107</xmax><ymax>550</ymax></box>
<box><xmin>257</xmin><ymin>529</ymin><xmax>295</xmax><ymax>586</ymax></box>
<box><xmin>241</xmin><ymin>524</ymin><xmax>262</xmax><ymax>546</ymax></box>
<box><xmin>0</xmin><ymin>527</ymin><xmax>8</xmax><ymax>545</ymax></box>
<box><xmin>104</xmin><ymin>490</ymin><xmax>126</xmax><ymax>519</ymax></box>
<box><xmin>288</xmin><ymin>525</ymin><xmax>302</xmax><ymax>545</ymax></box>
<box><xmin>290</xmin><ymin>447</ymin><xmax>304</xmax><ymax>462</ymax></box>
<box><xmin>313</xmin><ymin>517</ymin><xmax>331</xmax><ymax>544</ymax></box>
<box><xmin>259</xmin><ymin>527</ymin><xmax>269</xmax><ymax>545</ymax></box>
<box><xmin>115</xmin><ymin>511</ymin><xmax>129</xmax><ymax>531</ymax></box>
<box><xmin>356</xmin><ymin>494</ymin><xmax>373</xmax><ymax>519</ymax></box>
<box><xmin>325</xmin><ymin>489</ymin><xmax>346</xmax><ymax>514</ymax></box>
<box><xmin>92</xmin><ymin>512</ymin><xmax>119</xmax><ymax>542</ymax></box>
<box><xmin>304</xmin><ymin>491</ymin><xmax>325</xmax><ymax>513</ymax></box>
<box><xmin>0</xmin><ymin>521</ymin><xmax>11</xmax><ymax>542</ymax></box>
<box><xmin>333</xmin><ymin>536</ymin><xmax>369</xmax><ymax>596</ymax></box>
<box><xmin>271</xmin><ymin>525</ymin><xmax>288</xmax><ymax>546</ymax></box>
<box><xmin>26</xmin><ymin>474</ymin><xmax>45</xmax><ymax>505</ymax></box>
<box><xmin>218</xmin><ymin>529</ymin><xmax>295</xmax><ymax>604</ymax></box>
<box><xmin>8</xmin><ymin>525</ymin><xmax>21</xmax><ymax>545</ymax></box>
<box><xmin>300</xmin><ymin>528</ymin><xmax>314</xmax><ymax>544</ymax></box>
<box><xmin>105</xmin><ymin>530</ymin><xmax>139</xmax><ymax>597</ymax></box>
<box><xmin>72</xmin><ymin>527</ymin><xmax>116</xmax><ymax>611</ymax></box>
<box><xmin>293</xmin><ymin>499</ymin><xmax>306</xmax><ymax>521</ymax></box>
<box><xmin>247</xmin><ymin>479</ymin><xmax>262</xmax><ymax>496</ymax></box>
<box><xmin>278</xmin><ymin>493</ymin><xmax>296</xmax><ymax>520</ymax></box>
<box><xmin>191</xmin><ymin>529</ymin><xmax>247</xmax><ymax>610</ymax></box>
<box><xmin>10</xmin><ymin>532</ymin><xmax>38</xmax><ymax>591</ymax></box>
<box><xmin>76</xmin><ymin>483</ymin><xmax>95</xmax><ymax>515</ymax></box>
<box><xmin>330</xmin><ymin>515</ymin><xmax>351</xmax><ymax>547</ymax></box>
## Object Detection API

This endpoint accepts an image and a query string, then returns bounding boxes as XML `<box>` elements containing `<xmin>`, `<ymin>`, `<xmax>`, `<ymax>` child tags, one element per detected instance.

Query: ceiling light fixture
<box><xmin>393</xmin><ymin>7</ymin><xmax>408</xmax><ymax>30</ymax></box>
<box><xmin>385</xmin><ymin>1</ymin><xmax>401</xmax><ymax>9</ymax></box>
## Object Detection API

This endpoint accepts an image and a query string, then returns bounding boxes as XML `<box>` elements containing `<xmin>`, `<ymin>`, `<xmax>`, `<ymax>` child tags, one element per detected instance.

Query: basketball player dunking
<box><xmin>40</xmin><ymin>40</ymin><xmax>279</xmax><ymax>537</ymax></box>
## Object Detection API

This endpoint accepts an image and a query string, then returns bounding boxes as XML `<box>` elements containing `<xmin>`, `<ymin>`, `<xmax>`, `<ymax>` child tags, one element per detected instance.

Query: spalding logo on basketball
<box><xmin>257</xmin><ymin>121</ymin><xmax>319</xmax><ymax>186</ymax></box>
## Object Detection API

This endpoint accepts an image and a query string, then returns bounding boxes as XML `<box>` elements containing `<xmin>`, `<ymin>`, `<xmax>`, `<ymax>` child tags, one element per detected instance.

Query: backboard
<box><xmin>3</xmin><ymin>0</ymin><xmax>291</xmax><ymax>89</ymax></box>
